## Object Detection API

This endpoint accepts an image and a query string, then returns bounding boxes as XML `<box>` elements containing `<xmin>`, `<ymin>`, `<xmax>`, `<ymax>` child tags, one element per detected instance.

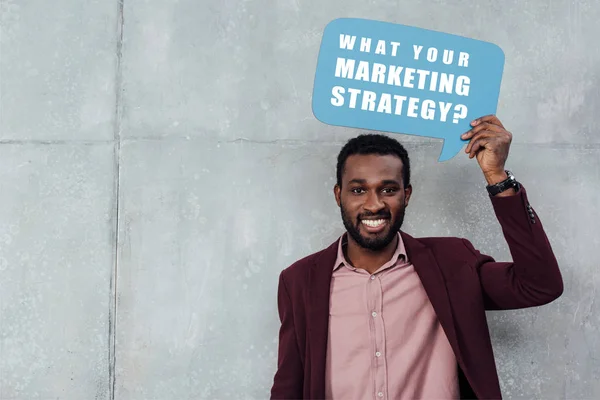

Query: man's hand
<box><xmin>461</xmin><ymin>114</ymin><xmax>513</xmax><ymax>187</ymax></box>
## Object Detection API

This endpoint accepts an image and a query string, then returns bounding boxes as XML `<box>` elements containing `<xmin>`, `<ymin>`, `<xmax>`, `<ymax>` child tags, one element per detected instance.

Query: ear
<box><xmin>404</xmin><ymin>184</ymin><xmax>413</xmax><ymax>207</ymax></box>
<box><xmin>334</xmin><ymin>184</ymin><xmax>341</xmax><ymax>207</ymax></box>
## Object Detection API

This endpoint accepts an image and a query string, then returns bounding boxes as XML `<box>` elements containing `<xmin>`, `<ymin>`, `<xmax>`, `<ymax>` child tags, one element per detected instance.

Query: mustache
<box><xmin>358</xmin><ymin>211</ymin><xmax>391</xmax><ymax>220</ymax></box>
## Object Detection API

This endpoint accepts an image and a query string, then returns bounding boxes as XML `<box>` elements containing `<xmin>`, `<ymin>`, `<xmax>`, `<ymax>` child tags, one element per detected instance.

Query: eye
<box><xmin>351</xmin><ymin>188</ymin><xmax>365</xmax><ymax>194</ymax></box>
<box><xmin>382</xmin><ymin>187</ymin><xmax>398</xmax><ymax>194</ymax></box>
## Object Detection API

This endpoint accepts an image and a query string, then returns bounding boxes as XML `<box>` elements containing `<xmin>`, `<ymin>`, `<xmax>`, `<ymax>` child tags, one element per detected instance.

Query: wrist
<box><xmin>484</xmin><ymin>170</ymin><xmax>508</xmax><ymax>185</ymax></box>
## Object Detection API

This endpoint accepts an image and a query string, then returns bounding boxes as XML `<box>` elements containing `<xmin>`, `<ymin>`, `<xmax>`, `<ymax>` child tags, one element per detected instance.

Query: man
<box><xmin>270</xmin><ymin>115</ymin><xmax>563</xmax><ymax>399</ymax></box>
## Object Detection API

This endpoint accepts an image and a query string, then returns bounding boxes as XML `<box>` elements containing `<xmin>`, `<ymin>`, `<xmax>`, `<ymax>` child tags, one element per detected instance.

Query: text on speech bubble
<box><xmin>332</xmin><ymin>36</ymin><xmax>471</xmax><ymax>123</ymax></box>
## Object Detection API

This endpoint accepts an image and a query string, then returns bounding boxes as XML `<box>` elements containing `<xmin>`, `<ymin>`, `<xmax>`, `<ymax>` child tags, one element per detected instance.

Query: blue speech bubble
<box><xmin>312</xmin><ymin>18</ymin><xmax>505</xmax><ymax>161</ymax></box>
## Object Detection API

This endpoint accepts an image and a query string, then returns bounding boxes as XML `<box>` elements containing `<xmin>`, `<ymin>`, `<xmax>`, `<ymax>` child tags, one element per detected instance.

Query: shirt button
<box><xmin>372</xmin><ymin>312</ymin><xmax>377</xmax><ymax>317</ymax></box>
<box><xmin>370</xmin><ymin>275</ymin><xmax>376</xmax><ymax>280</ymax></box>
<box><xmin>375</xmin><ymin>351</ymin><xmax>381</xmax><ymax>357</ymax></box>
<box><xmin>378</xmin><ymin>392</ymin><xmax>384</xmax><ymax>397</ymax></box>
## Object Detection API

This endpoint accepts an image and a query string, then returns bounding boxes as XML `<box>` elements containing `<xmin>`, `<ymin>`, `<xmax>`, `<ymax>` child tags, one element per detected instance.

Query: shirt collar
<box><xmin>333</xmin><ymin>231</ymin><xmax>407</xmax><ymax>272</ymax></box>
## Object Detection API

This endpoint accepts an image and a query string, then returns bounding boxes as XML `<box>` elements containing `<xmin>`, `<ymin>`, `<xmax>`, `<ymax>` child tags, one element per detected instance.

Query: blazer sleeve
<box><xmin>270</xmin><ymin>271</ymin><xmax>304</xmax><ymax>399</ymax></box>
<box><xmin>462</xmin><ymin>185</ymin><xmax>564</xmax><ymax>310</ymax></box>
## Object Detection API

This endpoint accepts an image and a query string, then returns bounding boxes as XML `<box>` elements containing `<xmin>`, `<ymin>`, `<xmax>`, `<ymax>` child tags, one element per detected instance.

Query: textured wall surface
<box><xmin>1</xmin><ymin>0</ymin><xmax>599</xmax><ymax>399</ymax></box>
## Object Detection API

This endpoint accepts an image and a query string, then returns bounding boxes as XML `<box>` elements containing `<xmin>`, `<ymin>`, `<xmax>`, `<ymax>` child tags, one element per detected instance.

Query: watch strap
<box><xmin>486</xmin><ymin>170</ymin><xmax>520</xmax><ymax>196</ymax></box>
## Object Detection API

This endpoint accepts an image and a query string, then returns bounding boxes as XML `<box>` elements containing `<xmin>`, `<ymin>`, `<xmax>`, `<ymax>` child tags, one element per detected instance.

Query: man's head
<box><xmin>334</xmin><ymin>133</ymin><xmax>412</xmax><ymax>252</ymax></box>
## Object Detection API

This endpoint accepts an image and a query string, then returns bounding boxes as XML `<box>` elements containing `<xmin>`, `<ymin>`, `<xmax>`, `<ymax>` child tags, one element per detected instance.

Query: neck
<box><xmin>345</xmin><ymin>234</ymin><xmax>399</xmax><ymax>275</ymax></box>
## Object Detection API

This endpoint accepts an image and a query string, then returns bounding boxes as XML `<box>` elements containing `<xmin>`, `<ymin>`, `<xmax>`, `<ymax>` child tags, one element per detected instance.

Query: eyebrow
<box><xmin>348</xmin><ymin>179</ymin><xmax>401</xmax><ymax>185</ymax></box>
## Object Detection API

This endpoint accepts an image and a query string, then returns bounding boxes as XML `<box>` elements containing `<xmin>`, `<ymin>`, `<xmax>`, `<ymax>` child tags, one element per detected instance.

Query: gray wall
<box><xmin>1</xmin><ymin>0</ymin><xmax>598</xmax><ymax>399</ymax></box>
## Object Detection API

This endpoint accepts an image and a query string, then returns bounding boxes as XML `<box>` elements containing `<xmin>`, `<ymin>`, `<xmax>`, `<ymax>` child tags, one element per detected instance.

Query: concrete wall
<box><xmin>1</xmin><ymin>0</ymin><xmax>598</xmax><ymax>398</ymax></box>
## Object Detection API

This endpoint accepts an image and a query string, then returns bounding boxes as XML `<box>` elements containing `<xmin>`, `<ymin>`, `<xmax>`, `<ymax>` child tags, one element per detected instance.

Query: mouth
<box><xmin>360</xmin><ymin>218</ymin><xmax>389</xmax><ymax>233</ymax></box>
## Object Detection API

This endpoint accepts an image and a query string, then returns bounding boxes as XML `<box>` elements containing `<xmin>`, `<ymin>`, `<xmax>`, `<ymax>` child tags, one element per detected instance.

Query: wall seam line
<box><xmin>109</xmin><ymin>1</ymin><xmax>125</xmax><ymax>400</ymax></box>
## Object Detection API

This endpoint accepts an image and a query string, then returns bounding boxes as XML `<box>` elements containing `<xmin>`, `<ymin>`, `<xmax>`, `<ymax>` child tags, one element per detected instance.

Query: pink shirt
<box><xmin>325</xmin><ymin>233</ymin><xmax>459</xmax><ymax>399</ymax></box>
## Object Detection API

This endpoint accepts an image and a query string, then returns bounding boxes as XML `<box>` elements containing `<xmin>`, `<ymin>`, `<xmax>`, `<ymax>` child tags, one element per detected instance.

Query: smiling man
<box><xmin>270</xmin><ymin>115</ymin><xmax>563</xmax><ymax>400</ymax></box>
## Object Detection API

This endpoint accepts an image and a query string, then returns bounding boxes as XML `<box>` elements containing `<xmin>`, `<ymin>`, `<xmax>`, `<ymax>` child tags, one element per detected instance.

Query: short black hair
<box><xmin>336</xmin><ymin>133</ymin><xmax>411</xmax><ymax>188</ymax></box>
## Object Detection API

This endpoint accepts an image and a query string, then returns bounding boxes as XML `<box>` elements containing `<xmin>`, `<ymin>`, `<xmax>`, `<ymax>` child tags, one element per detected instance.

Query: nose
<box><xmin>363</xmin><ymin>191</ymin><xmax>385</xmax><ymax>213</ymax></box>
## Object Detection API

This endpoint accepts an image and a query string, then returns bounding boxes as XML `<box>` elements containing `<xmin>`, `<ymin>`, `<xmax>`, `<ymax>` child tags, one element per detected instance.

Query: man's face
<box><xmin>334</xmin><ymin>154</ymin><xmax>412</xmax><ymax>251</ymax></box>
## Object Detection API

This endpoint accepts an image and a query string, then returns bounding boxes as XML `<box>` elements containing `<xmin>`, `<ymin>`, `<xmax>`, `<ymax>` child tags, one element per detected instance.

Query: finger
<box><xmin>465</xmin><ymin>127</ymin><xmax>513</xmax><ymax>147</ymax></box>
<box><xmin>465</xmin><ymin>131</ymin><xmax>495</xmax><ymax>153</ymax></box>
<box><xmin>466</xmin><ymin>129</ymin><xmax>511</xmax><ymax>157</ymax></box>
<box><xmin>470</xmin><ymin>114</ymin><xmax>504</xmax><ymax>129</ymax></box>
<box><xmin>467</xmin><ymin>137</ymin><xmax>493</xmax><ymax>158</ymax></box>
<box><xmin>462</xmin><ymin>122</ymin><xmax>505</xmax><ymax>139</ymax></box>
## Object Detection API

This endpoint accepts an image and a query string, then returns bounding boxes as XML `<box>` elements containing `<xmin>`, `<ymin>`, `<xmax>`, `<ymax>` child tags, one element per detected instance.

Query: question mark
<box><xmin>452</xmin><ymin>104</ymin><xmax>467</xmax><ymax>124</ymax></box>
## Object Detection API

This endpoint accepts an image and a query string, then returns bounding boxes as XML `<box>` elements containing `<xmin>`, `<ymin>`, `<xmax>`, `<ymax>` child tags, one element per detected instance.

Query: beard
<box><xmin>340</xmin><ymin>202</ymin><xmax>405</xmax><ymax>251</ymax></box>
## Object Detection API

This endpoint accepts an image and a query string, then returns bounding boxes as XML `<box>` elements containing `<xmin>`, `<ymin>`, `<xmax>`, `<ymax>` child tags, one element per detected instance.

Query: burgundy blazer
<box><xmin>270</xmin><ymin>186</ymin><xmax>564</xmax><ymax>399</ymax></box>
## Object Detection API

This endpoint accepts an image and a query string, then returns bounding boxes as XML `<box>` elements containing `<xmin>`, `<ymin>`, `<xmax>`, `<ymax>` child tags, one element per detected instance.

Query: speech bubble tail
<box><xmin>438</xmin><ymin>139</ymin><xmax>464</xmax><ymax>162</ymax></box>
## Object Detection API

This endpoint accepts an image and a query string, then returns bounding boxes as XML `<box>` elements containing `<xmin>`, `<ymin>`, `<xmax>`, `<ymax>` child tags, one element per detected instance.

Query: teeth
<box><xmin>362</xmin><ymin>219</ymin><xmax>385</xmax><ymax>227</ymax></box>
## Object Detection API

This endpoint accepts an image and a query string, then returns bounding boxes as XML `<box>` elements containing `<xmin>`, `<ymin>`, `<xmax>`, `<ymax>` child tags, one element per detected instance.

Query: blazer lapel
<box><xmin>400</xmin><ymin>231</ymin><xmax>461</xmax><ymax>362</ymax></box>
<box><xmin>307</xmin><ymin>240</ymin><xmax>337</xmax><ymax>399</ymax></box>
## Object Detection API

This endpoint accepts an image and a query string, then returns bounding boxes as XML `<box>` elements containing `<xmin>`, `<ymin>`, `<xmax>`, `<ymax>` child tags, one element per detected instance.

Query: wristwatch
<box><xmin>486</xmin><ymin>170</ymin><xmax>520</xmax><ymax>196</ymax></box>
